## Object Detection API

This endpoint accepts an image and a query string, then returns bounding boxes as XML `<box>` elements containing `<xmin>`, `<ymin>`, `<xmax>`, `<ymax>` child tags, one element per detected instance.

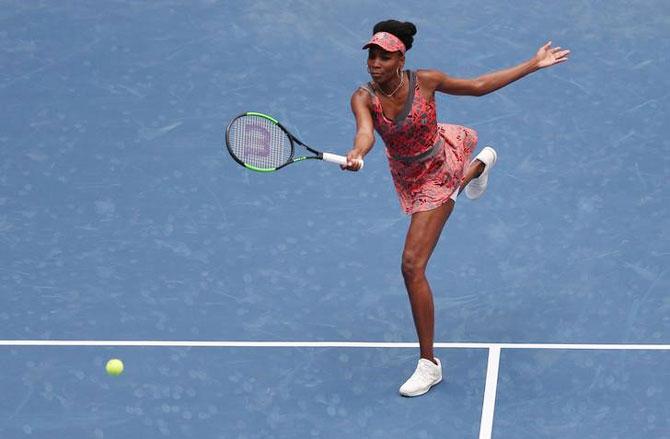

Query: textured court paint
<box><xmin>1</xmin><ymin>0</ymin><xmax>669</xmax><ymax>438</ymax></box>
<box><xmin>0</xmin><ymin>0</ymin><xmax>666</xmax><ymax>345</ymax></box>
<box><xmin>0</xmin><ymin>347</ymin><xmax>488</xmax><ymax>438</ymax></box>
<box><xmin>493</xmin><ymin>349</ymin><xmax>670</xmax><ymax>438</ymax></box>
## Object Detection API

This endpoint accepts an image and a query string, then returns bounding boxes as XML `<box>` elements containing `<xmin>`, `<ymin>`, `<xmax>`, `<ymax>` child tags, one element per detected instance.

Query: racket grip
<box><xmin>322</xmin><ymin>152</ymin><xmax>365</xmax><ymax>170</ymax></box>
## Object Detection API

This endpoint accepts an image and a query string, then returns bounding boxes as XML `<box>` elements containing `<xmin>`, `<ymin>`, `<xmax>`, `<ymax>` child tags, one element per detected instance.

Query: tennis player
<box><xmin>343</xmin><ymin>20</ymin><xmax>569</xmax><ymax>397</ymax></box>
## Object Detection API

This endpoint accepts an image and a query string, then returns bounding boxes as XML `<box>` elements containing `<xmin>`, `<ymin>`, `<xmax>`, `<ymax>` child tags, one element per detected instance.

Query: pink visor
<box><xmin>362</xmin><ymin>32</ymin><xmax>406</xmax><ymax>54</ymax></box>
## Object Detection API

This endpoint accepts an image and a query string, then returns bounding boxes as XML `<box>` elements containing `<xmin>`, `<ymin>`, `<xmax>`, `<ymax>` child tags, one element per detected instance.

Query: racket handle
<box><xmin>322</xmin><ymin>152</ymin><xmax>365</xmax><ymax>170</ymax></box>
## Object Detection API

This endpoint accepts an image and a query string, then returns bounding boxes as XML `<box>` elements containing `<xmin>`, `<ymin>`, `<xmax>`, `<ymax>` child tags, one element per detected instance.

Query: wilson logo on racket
<box><xmin>245</xmin><ymin>124</ymin><xmax>271</xmax><ymax>158</ymax></box>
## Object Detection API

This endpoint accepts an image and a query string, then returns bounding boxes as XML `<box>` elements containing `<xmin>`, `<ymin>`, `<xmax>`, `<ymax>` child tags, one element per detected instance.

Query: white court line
<box><xmin>479</xmin><ymin>347</ymin><xmax>501</xmax><ymax>439</ymax></box>
<box><xmin>0</xmin><ymin>340</ymin><xmax>668</xmax><ymax>349</ymax></box>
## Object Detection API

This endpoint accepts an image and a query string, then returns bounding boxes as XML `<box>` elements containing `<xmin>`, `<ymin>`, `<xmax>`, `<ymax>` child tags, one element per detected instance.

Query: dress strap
<box><xmin>390</xmin><ymin>70</ymin><xmax>415</xmax><ymax>124</ymax></box>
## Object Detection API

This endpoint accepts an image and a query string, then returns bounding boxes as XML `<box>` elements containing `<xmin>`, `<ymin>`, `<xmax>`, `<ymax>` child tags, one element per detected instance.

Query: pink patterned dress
<box><xmin>361</xmin><ymin>70</ymin><xmax>478</xmax><ymax>214</ymax></box>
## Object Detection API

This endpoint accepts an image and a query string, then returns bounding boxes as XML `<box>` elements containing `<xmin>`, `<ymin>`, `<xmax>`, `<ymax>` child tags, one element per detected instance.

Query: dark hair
<box><xmin>373</xmin><ymin>20</ymin><xmax>417</xmax><ymax>51</ymax></box>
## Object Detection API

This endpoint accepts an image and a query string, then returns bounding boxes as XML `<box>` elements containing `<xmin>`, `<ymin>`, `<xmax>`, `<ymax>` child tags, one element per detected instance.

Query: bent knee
<box><xmin>401</xmin><ymin>252</ymin><xmax>427</xmax><ymax>280</ymax></box>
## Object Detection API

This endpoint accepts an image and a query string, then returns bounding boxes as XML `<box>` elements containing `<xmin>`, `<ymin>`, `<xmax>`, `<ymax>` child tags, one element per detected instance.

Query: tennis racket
<box><xmin>225</xmin><ymin>112</ymin><xmax>364</xmax><ymax>172</ymax></box>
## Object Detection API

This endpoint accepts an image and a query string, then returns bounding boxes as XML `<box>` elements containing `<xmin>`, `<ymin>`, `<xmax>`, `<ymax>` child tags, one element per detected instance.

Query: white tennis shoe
<box><xmin>465</xmin><ymin>146</ymin><xmax>497</xmax><ymax>200</ymax></box>
<box><xmin>399</xmin><ymin>358</ymin><xmax>442</xmax><ymax>397</ymax></box>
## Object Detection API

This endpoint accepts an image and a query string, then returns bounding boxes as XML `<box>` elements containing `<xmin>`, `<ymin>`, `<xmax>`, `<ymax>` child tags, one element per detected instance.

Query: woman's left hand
<box><xmin>534</xmin><ymin>41</ymin><xmax>570</xmax><ymax>69</ymax></box>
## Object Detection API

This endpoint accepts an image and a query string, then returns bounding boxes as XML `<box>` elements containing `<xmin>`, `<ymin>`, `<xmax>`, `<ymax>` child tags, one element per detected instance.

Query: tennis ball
<box><xmin>106</xmin><ymin>358</ymin><xmax>124</xmax><ymax>376</ymax></box>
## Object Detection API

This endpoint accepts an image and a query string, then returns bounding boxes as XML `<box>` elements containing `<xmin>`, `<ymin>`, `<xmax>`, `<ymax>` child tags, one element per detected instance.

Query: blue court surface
<box><xmin>1</xmin><ymin>1</ymin><xmax>668</xmax><ymax>438</ymax></box>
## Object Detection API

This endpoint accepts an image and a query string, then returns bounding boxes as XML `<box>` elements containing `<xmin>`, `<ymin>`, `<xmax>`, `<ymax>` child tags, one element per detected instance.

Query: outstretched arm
<box><xmin>423</xmin><ymin>41</ymin><xmax>570</xmax><ymax>97</ymax></box>
<box><xmin>341</xmin><ymin>89</ymin><xmax>375</xmax><ymax>171</ymax></box>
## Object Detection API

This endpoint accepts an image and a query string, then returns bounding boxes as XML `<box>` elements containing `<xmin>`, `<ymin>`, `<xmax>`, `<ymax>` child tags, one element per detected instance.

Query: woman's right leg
<box><xmin>401</xmin><ymin>201</ymin><xmax>454</xmax><ymax>362</ymax></box>
<box><xmin>398</xmin><ymin>201</ymin><xmax>454</xmax><ymax>397</ymax></box>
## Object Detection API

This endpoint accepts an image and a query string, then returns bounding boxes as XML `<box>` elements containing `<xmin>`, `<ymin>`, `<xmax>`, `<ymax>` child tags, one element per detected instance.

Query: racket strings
<box><xmin>228</xmin><ymin>116</ymin><xmax>292</xmax><ymax>169</ymax></box>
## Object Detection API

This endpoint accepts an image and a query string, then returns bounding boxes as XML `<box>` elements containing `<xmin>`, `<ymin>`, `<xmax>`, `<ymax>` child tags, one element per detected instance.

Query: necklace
<box><xmin>374</xmin><ymin>72</ymin><xmax>405</xmax><ymax>98</ymax></box>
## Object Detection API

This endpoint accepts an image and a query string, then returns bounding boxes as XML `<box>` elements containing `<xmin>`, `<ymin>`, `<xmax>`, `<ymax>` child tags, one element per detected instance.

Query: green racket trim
<box><xmin>244</xmin><ymin>157</ymin><xmax>307</xmax><ymax>172</ymax></box>
<box><xmin>245</xmin><ymin>112</ymin><xmax>278</xmax><ymax>124</ymax></box>
<box><xmin>244</xmin><ymin>164</ymin><xmax>277</xmax><ymax>173</ymax></box>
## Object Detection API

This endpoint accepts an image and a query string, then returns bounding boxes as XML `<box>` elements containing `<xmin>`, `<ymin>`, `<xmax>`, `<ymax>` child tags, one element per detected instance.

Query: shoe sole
<box><xmin>465</xmin><ymin>174</ymin><xmax>488</xmax><ymax>199</ymax></box>
<box><xmin>465</xmin><ymin>147</ymin><xmax>497</xmax><ymax>200</ymax></box>
<box><xmin>399</xmin><ymin>377</ymin><xmax>443</xmax><ymax>397</ymax></box>
<box><xmin>483</xmin><ymin>146</ymin><xmax>497</xmax><ymax>168</ymax></box>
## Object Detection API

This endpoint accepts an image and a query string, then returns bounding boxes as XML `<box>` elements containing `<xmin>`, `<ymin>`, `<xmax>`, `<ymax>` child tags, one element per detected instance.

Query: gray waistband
<box><xmin>388</xmin><ymin>136</ymin><xmax>444</xmax><ymax>163</ymax></box>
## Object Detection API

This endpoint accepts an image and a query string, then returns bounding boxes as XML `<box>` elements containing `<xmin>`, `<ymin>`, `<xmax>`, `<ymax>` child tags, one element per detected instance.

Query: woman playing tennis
<box><xmin>343</xmin><ymin>20</ymin><xmax>569</xmax><ymax>397</ymax></box>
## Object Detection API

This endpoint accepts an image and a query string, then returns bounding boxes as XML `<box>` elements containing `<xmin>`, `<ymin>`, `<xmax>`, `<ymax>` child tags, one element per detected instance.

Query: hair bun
<box><xmin>403</xmin><ymin>21</ymin><xmax>417</xmax><ymax>37</ymax></box>
<box><xmin>372</xmin><ymin>19</ymin><xmax>418</xmax><ymax>51</ymax></box>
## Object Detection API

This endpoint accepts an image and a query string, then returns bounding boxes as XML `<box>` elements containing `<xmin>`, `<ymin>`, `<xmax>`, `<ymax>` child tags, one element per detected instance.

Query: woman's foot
<box><xmin>399</xmin><ymin>357</ymin><xmax>442</xmax><ymax>397</ymax></box>
<box><xmin>465</xmin><ymin>146</ymin><xmax>497</xmax><ymax>200</ymax></box>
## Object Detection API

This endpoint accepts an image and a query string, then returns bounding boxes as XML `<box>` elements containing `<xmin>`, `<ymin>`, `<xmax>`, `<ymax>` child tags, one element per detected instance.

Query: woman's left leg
<box><xmin>458</xmin><ymin>160</ymin><xmax>485</xmax><ymax>195</ymax></box>
<box><xmin>401</xmin><ymin>200</ymin><xmax>455</xmax><ymax>362</ymax></box>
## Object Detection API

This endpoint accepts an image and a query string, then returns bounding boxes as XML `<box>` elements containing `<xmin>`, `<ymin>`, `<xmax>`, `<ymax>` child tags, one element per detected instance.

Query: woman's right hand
<box><xmin>341</xmin><ymin>150</ymin><xmax>365</xmax><ymax>172</ymax></box>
